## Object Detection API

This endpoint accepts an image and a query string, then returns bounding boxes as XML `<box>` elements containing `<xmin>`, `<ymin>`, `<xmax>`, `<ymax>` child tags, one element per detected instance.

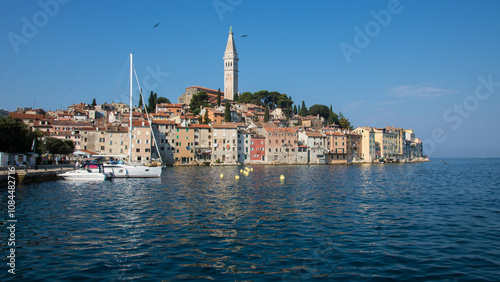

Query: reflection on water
<box><xmin>2</xmin><ymin>159</ymin><xmax>500</xmax><ymax>281</ymax></box>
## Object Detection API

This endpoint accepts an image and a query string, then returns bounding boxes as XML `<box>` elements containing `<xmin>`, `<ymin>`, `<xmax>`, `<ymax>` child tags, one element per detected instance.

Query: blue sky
<box><xmin>1</xmin><ymin>0</ymin><xmax>500</xmax><ymax>158</ymax></box>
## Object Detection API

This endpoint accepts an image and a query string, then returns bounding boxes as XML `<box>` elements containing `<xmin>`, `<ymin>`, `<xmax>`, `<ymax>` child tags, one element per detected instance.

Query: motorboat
<box><xmin>59</xmin><ymin>164</ymin><xmax>113</xmax><ymax>181</ymax></box>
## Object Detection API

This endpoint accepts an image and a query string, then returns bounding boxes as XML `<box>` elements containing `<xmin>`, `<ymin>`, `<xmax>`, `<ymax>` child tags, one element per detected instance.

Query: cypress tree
<box><xmin>300</xmin><ymin>101</ymin><xmax>307</xmax><ymax>116</ymax></box>
<box><xmin>264</xmin><ymin>105</ymin><xmax>270</xmax><ymax>122</ymax></box>
<box><xmin>217</xmin><ymin>88</ymin><xmax>221</xmax><ymax>107</ymax></box>
<box><xmin>224</xmin><ymin>102</ymin><xmax>231</xmax><ymax>122</ymax></box>
<box><xmin>328</xmin><ymin>105</ymin><xmax>334</xmax><ymax>125</ymax></box>
<box><xmin>234</xmin><ymin>92</ymin><xmax>239</xmax><ymax>102</ymax></box>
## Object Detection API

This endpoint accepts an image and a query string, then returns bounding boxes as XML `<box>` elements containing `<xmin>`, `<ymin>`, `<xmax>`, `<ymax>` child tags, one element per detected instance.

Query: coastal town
<box><xmin>1</xmin><ymin>28</ymin><xmax>426</xmax><ymax>166</ymax></box>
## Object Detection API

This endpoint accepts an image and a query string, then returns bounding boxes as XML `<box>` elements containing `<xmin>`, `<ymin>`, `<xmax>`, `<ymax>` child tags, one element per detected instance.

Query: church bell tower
<box><xmin>224</xmin><ymin>26</ymin><xmax>238</xmax><ymax>101</ymax></box>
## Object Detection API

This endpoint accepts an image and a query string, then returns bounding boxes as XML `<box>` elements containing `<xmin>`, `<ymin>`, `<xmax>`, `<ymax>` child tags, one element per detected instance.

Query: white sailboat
<box><xmin>102</xmin><ymin>53</ymin><xmax>162</xmax><ymax>178</ymax></box>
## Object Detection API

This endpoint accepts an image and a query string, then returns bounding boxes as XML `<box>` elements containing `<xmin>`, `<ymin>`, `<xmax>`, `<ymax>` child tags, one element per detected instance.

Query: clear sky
<box><xmin>1</xmin><ymin>0</ymin><xmax>500</xmax><ymax>158</ymax></box>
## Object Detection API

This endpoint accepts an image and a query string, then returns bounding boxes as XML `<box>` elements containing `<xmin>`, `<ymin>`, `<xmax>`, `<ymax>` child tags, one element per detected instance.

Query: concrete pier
<box><xmin>0</xmin><ymin>167</ymin><xmax>74</xmax><ymax>185</ymax></box>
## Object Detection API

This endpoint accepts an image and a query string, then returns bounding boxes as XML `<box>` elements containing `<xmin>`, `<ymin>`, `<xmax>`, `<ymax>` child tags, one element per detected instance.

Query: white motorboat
<box><xmin>59</xmin><ymin>164</ymin><xmax>113</xmax><ymax>181</ymax></box>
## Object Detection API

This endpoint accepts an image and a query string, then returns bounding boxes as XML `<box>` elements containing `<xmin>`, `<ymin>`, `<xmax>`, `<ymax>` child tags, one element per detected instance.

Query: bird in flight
<box><xmin>241</xmin><ymin>34</ymin><xmax>248</xmax><ymax>37</ymax></box>
<box><xmin>153</xmin><ymin>23</ymin><xmax>159</xmax><ymax>28</ymax></box>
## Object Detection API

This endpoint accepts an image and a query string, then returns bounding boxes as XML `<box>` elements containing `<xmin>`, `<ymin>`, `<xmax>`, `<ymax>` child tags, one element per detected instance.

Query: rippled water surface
<box><xmin>2</xmin><ymin>159</ymin><xmax>500</xmax><ymax>281</ymax></box>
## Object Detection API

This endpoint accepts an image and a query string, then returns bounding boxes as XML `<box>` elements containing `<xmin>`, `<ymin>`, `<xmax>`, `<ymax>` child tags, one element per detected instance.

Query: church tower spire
<box><xmin>224</xmin><ymin>26</ymin><xmax>238</xmax><ymax>101</ymax></box>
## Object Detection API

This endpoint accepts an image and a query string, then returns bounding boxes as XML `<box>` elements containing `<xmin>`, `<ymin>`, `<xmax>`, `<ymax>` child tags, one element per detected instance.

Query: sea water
<box><xmin>2</xmin><ymin>159</ymin><xmax>499</xmax><ymax>281</ymax></box>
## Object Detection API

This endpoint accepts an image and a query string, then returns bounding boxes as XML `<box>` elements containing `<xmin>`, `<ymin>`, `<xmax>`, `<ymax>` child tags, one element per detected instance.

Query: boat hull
<box><xmin>103</xmin><ymin>164</ymin><xmax>162</xmax><ymax>178</ymax></box>
<box><xmin>59</xmin><ymin>170</ymin><xmax>111</xmax><ymax>181</ymax></box>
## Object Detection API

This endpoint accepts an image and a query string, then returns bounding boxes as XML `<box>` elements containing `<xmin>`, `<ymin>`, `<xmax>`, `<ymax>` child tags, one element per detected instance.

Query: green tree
<box><xmin>300</xmin><ymin>101</ymin><xmax>308</xmax><ymax>116</ymax></box>
<box><xmin>147</xmin><ymin>91</ymin><xmax>158</xmax><ymax>113</ymax></box>
<box><xmin>328</xmin><ymin>105</ymin><xmax>334</xmax><ymax>124</ymax></box>
<box><xmin>45</xmin><ymin>138</ymin><xmax>75</xmax><ymax>156</ymax></box>
<box><xmin>202</xmin><ymin>111</ymin><xmax>211</xmax><ymax>124</ymax></box>
<box><xmin>138</xmin><ymin>90</ymin><xmax>143</xmax><ymax>108</ymax></box>
<box><xmin>91</xmin><ymin>98</ymin><xmax>96</xmax><ymax>108</ymax></box>
<box><xmin>156</xmin><ymin>97</ymin><xmax>170</xmax><ymax>104</ymax></box>
<box><xmin>238</xmin><ymin>92</ymin><xmax>253</xmax><ymax>103</ymax></box>
<box><xmin>217</xmin><ymin>88</ymin><xmax>221</xmax><ymax>107</ymax></box>
<box><xmin>328</xmin><ymin>105</ymin><xmax>339</xmax><ymax>125</ymax></box>
<box><xmin>233</xmin><ymin>92</ymin><xmax>239</xmax><ymax>102</ymax></box>
<box><xmin>264</xmin><ymin>105</ymin><xmax>270</xmax><ymax>122</ymax></box>
<box><xmin>308</xmin><ymin>104</ymin><xmax>330</xmax><ymax>120</ymax></box>
<box><xmin>293</xmin><ymin>105</ymin><xmax>298</xmax><ymax>115</ymax></box>
<box><xmin>338</xmin><ymin>112</ymin><xmax>353</xmax><ymax>130</ymax></box>
<box><xmin>189</xmin><ymin>91</ymin><xmax>210</xmax><ymax>113</ymax></box>
<box><xmin>224</xmin><ymin>102</ymin><xmax>231</xmax><ymax>122</ymax></box>
<box><xmin>0</xmin><ymin>117</ymin><xmax>34</xmax><ymax>153</ymax></box>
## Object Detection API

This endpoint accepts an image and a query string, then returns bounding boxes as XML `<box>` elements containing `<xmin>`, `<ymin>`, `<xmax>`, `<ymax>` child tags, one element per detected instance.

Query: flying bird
<box><xmin>241</xmin><ymin>34</ymin><xmax>248</xmax><ymax>37</ymax></box>
<box><xmin>153</xmin><ymin>23</ymin><xmax>159</xmax><ymax>28</ymax></box>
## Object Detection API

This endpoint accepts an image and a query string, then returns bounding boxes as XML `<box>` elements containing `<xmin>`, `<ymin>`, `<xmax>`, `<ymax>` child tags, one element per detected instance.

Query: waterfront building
<box><xmin>264</xmin><ymin>127</ymin><xmax>299</xmax><ymax>164</ymax></box>
<box><xmin>211</xmin><ymin>123</ymin><xmax>238</xmax><ymax>164</ymax></box>
<box><xmin>354</xmin><ymin>126</ymin><xmax>376</xmax><ymax>162</ymax></box>
<box><xmin>192</xmin><ymin>124</ymin><xmax>212</xmax><ymax>164</ymax></box>
<box><xmin>152</xmin><ymin>120</ymin><xmax>177</xmax><ymax>165</ymax></box>
<box><xmin>385</xmin><ymin>126</ymin><xmax>404</xmax><ymax>161</ymax></box>
<box><xmin>326</xmin><ymin>132</ymin><xmax>347</xmax><ymax>163</ymax></box>
<box><xmin>131</xmin><ymin>120</ymin><xmax>153</xmax><ymax>163</ymax></box>
<box><xmin>299</xmin><ymin>131</ymin><xmax>327</xmax><ymax>164</ymax></box>
<box><xmin>237</xmin><ymin>130</ymin><xmax>251</xmax><ymax>164</ymax></box>
<box><xmin>346</xmin><ymin>131</ymin><xmax>362</xmax><ymax>162</ymax></box>
<box><xmin>104</xmin><ymin>125</ymin><xmax>128</xmax><ymax>156</ymax></box>
<box><xmin>403</xmin><ymin>129</ymin><xmax>424</xmax><ymax>160</ymax></box>
<box><xmin>250</xmin><ymin>135</ymin><xmax>266</xmax><ymax>163</ymax></box>
<box><xmin>81</xmin><ymin>127</ymin><xmax>106</xmax><ymax>153</ymax></box>
<box><xmin>223</xmin><ymin>26</ymin><xmax>238</xmax><ymax>101</ymax></box>
<box><xmin>297</xmin><ymin>145</ymin><xmax>309</xmax><ymax>164</ymax></box>
<box><xmin>374</xmin><ymin>127</ymin><xmax>398</xmax><ymax>161</ymax></box>
<box><xmin>174</xmin><ymin>126</ymin><xmax>195</xmax><ymax>164</ymax></box>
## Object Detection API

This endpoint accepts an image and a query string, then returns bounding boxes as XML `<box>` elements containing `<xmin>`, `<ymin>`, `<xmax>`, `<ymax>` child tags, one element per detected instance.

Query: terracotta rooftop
<box><xmin>152</xmin><ymin>120</ymin><xmax>176</xmax><ymax>125</ymax></box>
<box><xmin>304</xmin><ymin>131</ymin><xmax>326</xmax><ymax>137</ymax></box>
<box><xmin>211</xmin><ymin>123</ymin><xmax>238</xmax><ymax>129</ymax></box>
<box><xmin>9</xmin><ymin>113</ymin><xmax>44</xmax><ymax>120</ymax></box>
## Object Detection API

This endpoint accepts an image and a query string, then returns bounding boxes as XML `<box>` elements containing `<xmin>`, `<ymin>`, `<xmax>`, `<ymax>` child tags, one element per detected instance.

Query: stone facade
<box><xmin>211</xmin><ymin>123</ymin><xmax>238</xmax><ymax>164</ymax></box>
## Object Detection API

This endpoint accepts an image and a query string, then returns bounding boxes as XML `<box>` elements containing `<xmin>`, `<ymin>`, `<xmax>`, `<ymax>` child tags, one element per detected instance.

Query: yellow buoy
<box><xmin>240</xmin><ymin>169</ymin><xmax>243</xmax><ymax>173</ymax></box>
<box><xmin>250</xmin><ymin>168</ymin><xmax>253</xmax><ymax>171</ymax></box>
<box><xmin>280</xmin><ymin>175</ymin><xmax>285</xmax><ymax>181</ymax></box>
<box><xmin>235</xmin><ymin>175</ymin><xmax>240</xmax><ymax>180</ymax></box>
<box><xmin>220</xmin><ymin>173</ymin><xmax>224</xmax><ymax>179</ymax></box>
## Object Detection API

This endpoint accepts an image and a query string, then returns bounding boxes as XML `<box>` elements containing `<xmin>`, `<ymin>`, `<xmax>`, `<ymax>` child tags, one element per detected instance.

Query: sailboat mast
<box><xmin>129</xmin><ymin>53</ymin><xmax>133</xmax><ymax>163</ymax></box>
